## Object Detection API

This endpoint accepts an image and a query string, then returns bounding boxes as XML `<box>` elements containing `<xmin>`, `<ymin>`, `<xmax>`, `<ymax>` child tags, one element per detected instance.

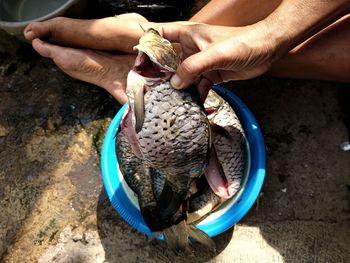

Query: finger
<box><xmin>159</xmin><ymin>22</ymin><xmax>198</xmax><ymax>43</ymax></box>
<box><xmin>170</xmin><ymin>47</ymin><xmax>225</xmax><ymax>89</ymax></box>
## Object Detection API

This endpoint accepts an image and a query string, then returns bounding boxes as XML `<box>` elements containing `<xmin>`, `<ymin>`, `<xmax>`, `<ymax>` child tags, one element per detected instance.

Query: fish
<box><xmin>187</xmin><ymin>175</ymin><xmax>222</xmax><ymax>224</ymax></box>
<box><xmin>118</xmin><ymin>28</ymin><xmax>214</xmax><ymax>253</ymax></box>
<box><xmin>187</xmin><ymin>90</ymin><xmax>247</xmax><ymax>223</ymax></box>
<box><xmin>204</xmin><ymin>90</ymin><xmax>246</xmax><ymax>200</ymax></box>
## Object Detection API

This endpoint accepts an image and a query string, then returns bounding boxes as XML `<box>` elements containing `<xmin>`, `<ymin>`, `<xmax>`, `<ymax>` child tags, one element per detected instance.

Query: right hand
<box><xmin>160</xmin><ymin>22</ymin><xmax>280</xmax><ymax>97</ymax></box>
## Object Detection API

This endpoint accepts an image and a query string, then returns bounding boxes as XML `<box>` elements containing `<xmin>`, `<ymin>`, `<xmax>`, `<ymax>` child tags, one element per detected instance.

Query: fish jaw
<box><xmin>133</xmin><ymin>51</ymin><xmax>174</xmax><ymax>81</ymax></box>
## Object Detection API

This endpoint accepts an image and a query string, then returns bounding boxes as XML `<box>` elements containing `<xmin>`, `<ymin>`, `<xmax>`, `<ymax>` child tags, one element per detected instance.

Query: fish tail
<box><xmin>163</xmin><ymin>221</ymin><xmax>216</xmax><ymax>254</ymax></box>
<box><xmin>163</xmin><ymin>220</ymin><xmax>191</xmax><ymax>254</ymax></box>
<box><xmin>188</xmin><ymin>224</ymin><xmax>216</xmax><ymax>252</ymax></box>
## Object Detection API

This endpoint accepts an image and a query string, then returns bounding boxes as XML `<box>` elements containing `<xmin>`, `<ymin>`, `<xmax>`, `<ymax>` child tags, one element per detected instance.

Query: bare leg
<box><xmin>24</xmin><ymin>13</ymin><xmax>148</xmax><ymax>53</ymax></box>
<box><xmin>268</xmin><ymin>15</ymin><xmax>350</xmax><ymax>82</ymax></box>
<box><xmin>24</xmin><ymin>0</ymin><xmax>349</xmax><ymax>102</ymax></box>
<box><xmin>31</xmin><ymin>38</ymin><xmax>134</xmax><ymax>104</ymax></box>
<box><xmin>190</xmin><ymin>0</ymin><xmax>282</xmax><ymax>26</ymax></box>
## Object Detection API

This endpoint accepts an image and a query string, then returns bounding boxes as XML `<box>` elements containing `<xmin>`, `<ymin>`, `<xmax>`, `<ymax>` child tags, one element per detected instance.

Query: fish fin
<box><xmin>189</xmin><ymin>200</ymin><xmax>225</xmax><ymax>225</ymax></box>
<box><xmin>163</xmin><ymin>220</ymin><xmax>192</xmax><ymax>255</ymax></box>
<box><xmin>140</xmin><ymin>203</ymin><xmax>158</xmax><ymax>231</ymax></box>
<box><xmin>133</xmin><ymin>85</ymin><xmax>145</xmax><ymax>133</ymax></box>
<box><xmin>157</xmin><ymin>180</ymin><xmax>185</xmax><ymax>222</ymax></box>
<box><xmin>138</xmin><ymin>22</ymin><xmax>146</xmax><ymax>33</ymax></box>
<box><xmin>163</xmin><ymin>222</ymin><xmax>216</xmax><ymax>254</ymax></box>
<box><xmin>188</xmin><ymin>224</ymin><xmax>216</xmax><ymax>252</ymax></box>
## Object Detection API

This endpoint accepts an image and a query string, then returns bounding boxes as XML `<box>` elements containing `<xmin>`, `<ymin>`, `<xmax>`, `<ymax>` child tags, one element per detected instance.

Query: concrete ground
<box><xmin>0</xmin><ymin>27</ymin><xmax>349</xmax><ymax>263</ymax></box>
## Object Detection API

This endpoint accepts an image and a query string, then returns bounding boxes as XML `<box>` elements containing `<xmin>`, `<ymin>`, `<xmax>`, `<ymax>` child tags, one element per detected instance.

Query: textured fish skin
<box><xmin>205</xmin><ymin>90</ymin><xmax>246</xmax><ymax>198</ymax></box>
<box><xmin>138</xmin><ymin>81</ymin><xmax>210</xmax><ymax>192</ymax></box>
<box><xmin>116</xmin><ymin>131</ymin><xmax>157</xmax><ymax>219</ymax></box>
<box><xmin>187</xmin><ymin>176</ymin><xmax>221</xmax><ymax>224</ymax></box>
<box><xmin>118</xmin><ymin>28</ymin><xmax>214</xmax><ymax>252</ymax></box>
<box><xmin>124</xmin><ymin>29</ymin><xmax>211</xmax><ymax>231</ymax></box>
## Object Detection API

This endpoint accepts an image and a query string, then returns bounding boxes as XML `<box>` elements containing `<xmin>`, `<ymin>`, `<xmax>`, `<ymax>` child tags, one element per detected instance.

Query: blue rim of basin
<box><xmin>100</xmin><ymin>85</ymin><xmax>266</xmax><ymax>239</ymax></box>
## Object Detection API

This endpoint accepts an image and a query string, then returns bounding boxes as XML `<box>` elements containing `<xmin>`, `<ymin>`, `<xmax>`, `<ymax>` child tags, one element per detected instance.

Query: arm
<box><xmin>261</xmin><ymin>0</ymin><xmax>350</xmax><ymax>58</ymax></box>
<box><xmin>190</xmin><ymin>0</ymin><xmax>282</xmax><ymax>26</ymax></box>
<box><xmin>161</xmin><ymin>0</ymin><xmax>350</xmax><ymax>89</ymax></box>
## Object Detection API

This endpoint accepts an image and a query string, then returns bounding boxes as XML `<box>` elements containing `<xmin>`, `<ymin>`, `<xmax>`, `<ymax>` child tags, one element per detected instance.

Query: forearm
<box><xmin>190</xmin><ymin>0</ymin><xmax>282</xmax><ymax>26</ymax></box>
<box><xmin>259</xmin><ymin>0</ymin><xmax>350</xmax><ymax>59</ymax></box>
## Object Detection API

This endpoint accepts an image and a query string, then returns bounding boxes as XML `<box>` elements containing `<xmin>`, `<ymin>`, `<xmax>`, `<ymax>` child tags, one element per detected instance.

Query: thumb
<box><xmin>171</xmin><ymin>48</ymin><xmax>222</xmax><ymax>89</ymax></box>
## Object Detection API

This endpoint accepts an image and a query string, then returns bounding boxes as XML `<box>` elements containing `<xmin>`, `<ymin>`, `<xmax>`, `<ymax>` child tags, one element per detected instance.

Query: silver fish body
<box><xmin>119</xmin><ymin>28</ymin><xmax>214</xmax><ymax>252</ymax></box>
<box><xmin>204</xmin><ymin>90</ymin><xmax>246</xmax><ymax>199</ymax></box>
<box><xmin>116</xmin><ymin>131</ymin><xmax>158</xmax><ymax>220</ymax></box>
<box><xmin>137</xmin><ymin>81</ymin><xmax>210</xmax><ymax>191</ymax></box>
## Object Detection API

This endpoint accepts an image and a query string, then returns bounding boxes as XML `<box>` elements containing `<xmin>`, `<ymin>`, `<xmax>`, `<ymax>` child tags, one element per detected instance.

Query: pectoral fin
<box><xmin>134</xmin><ymin>85</ymin><xmax>145</xmax><ymax>133</ymax></box>
<box><xmin>163</xmin><ymin>220</ymin><xmax>191</xmax><ymax>254</ymax></box>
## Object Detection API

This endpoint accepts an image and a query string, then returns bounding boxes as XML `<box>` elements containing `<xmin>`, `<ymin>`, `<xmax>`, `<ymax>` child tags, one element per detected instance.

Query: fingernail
<box><xmin>24</xmin><ymin>30</ymin><xmax>34</xmax><ymax>40</ymax></box>
<box><xmin>170</xmin><ymin>74</ymin><xmax>183</xmax><ymax>89</ymax></box>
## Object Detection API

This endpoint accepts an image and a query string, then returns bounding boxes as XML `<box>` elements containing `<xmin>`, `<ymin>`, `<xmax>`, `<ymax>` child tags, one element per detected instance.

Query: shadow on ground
<box><xmin>0</xmin><ymin>30</ymin><xmax>120</xmax><ymax>262</ymax></box>
<box><xmin>229</xmin><ymin>78</ymin><xmax>350</xmax><ymax>262</ymax></box>
<box><xmin>96</xmin><ymin>188</ymin><xmax>233</xmax><ymax>263</ymax></box>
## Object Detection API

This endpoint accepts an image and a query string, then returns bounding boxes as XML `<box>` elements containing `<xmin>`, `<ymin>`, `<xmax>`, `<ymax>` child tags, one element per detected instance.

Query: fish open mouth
<box><xmin>134</xmin><ymin>52</ymin><xmax>173</xmax><ymax>80</ymax></box>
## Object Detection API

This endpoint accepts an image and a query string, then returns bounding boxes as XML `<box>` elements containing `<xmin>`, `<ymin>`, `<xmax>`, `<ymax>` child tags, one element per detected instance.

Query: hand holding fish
<box><xmin>160</xmin><ymin>22</ymin><xmax>275</xmax><ymax>93</ymax></box>
<box><xmin>24</xmin><ymin>0</ymin><xmax>350</xmax><ymax>103</ymax></box>
<box><xmin>161</xmin><ymin>0</ymin><xmax>350</xmax><ymax>90</ymax></box>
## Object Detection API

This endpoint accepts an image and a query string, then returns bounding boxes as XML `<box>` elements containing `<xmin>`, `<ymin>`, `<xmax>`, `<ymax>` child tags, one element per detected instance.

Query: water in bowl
<box><xmin>0</xmin><ymin>0</ymin><xmax>69</xmax><ymax>22</ymax></box>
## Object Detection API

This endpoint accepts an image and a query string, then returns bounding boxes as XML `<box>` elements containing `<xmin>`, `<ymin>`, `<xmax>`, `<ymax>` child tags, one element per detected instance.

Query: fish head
<box><xmin>133</xmin><ymin>28</ymin><xmax>181</xmax><ymax>81</ymax></box>
<box><xmin>124</xmin><ymin>28</ymin><xmax>182</xmax><ymax>138</ymax></box>
<box><xmin>204</xmin><ymin>90</ymin><xmax>224</xmax><ymax>116</ymax></box>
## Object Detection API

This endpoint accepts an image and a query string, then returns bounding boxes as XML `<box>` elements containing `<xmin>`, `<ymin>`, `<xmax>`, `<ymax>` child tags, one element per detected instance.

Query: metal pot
<box><xmin>0</xmin><ymin>0</ymin><xmax>88</xmax><ymax>36</ymax></box>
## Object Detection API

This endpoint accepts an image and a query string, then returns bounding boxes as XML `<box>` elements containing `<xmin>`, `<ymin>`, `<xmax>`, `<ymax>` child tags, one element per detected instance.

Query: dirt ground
<box><xmin>0</xmin><ymin>24</ymin><xmax>349</xmax><ymax>263</ymax></box>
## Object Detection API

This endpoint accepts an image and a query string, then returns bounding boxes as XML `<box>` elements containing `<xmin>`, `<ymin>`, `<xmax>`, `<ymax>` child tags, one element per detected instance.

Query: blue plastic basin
<box><xmin>101</xmin><ymin>85</ymin><xmax>266</xmax><ymax>238</ymax></box>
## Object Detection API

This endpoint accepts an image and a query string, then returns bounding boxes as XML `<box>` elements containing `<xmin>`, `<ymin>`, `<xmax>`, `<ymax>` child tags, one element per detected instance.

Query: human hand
<box><xmin>160</xmin><ymin>22</ymin><xmax>278</xmax><ymax>98</ymax></box>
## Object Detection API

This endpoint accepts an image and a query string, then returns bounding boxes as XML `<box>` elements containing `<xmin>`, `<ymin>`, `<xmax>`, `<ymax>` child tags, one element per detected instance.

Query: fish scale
<box><xmin>206</xmin><ymin>90</ymin><xmax>246</xmax><ymax>197</ymax></box>
<box><xmin>119</xmin><ymin>28</ymin><xmax>216</xmax><ymax>251</ymax></box>
<box><xmin>138</xmin><ymin>82</ymin><xmax>209</xmax><ymax>178</ymax></box>
<box><xmin>116</xmin><ymin>131</ymin><xmax>156</xmax><ymax>209</ymax></box>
